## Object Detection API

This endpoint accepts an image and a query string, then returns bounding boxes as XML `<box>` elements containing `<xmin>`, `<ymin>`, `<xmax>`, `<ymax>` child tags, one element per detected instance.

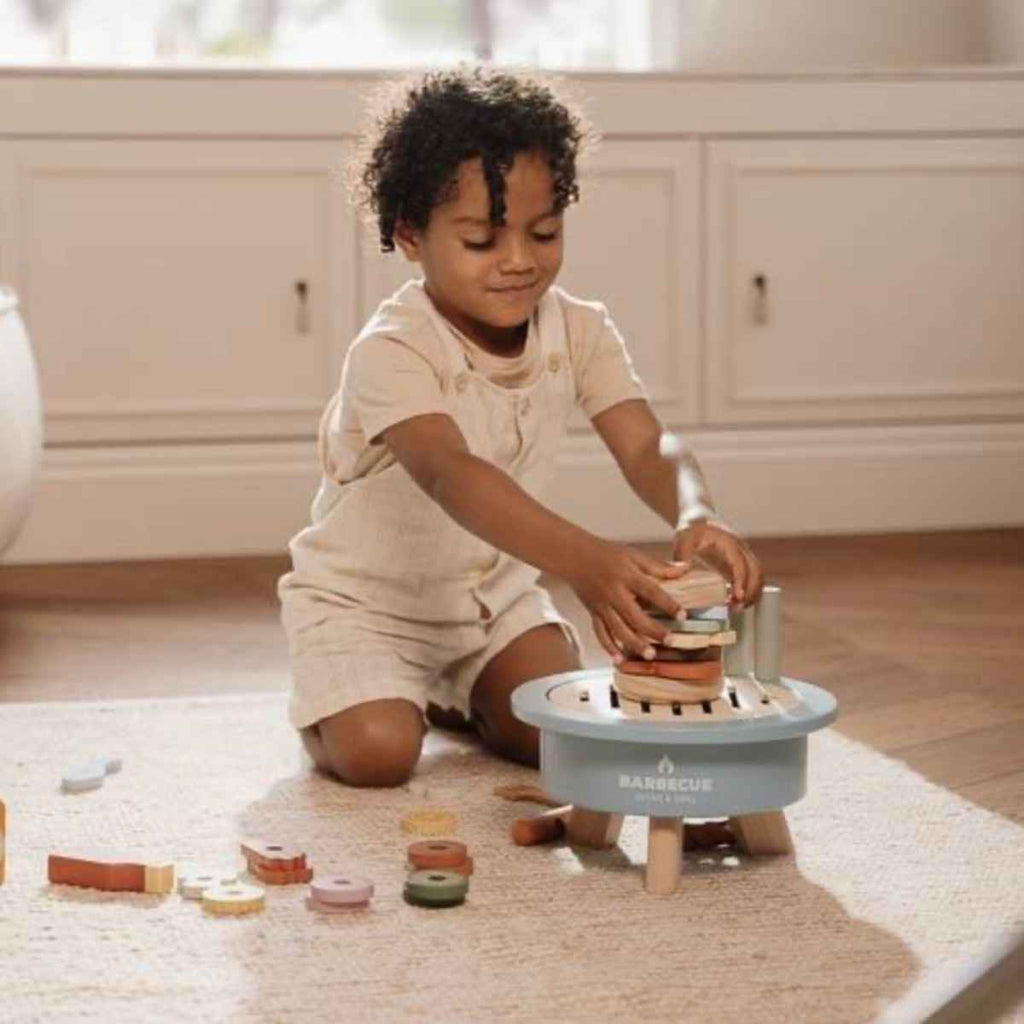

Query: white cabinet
<box><xmin>706</xmin><ymin>137</ymin><xmax>1024</xmax><ymax>425</ymax></box>
<box><xmin>0</xmin><ymin>138</ymin><xmax>355</xmax><ymax>444</ymax></box>
<box><xmin>2</xmin><ymin>72</ymin><xmax>1022</xmax><ymax>561</ymax></box>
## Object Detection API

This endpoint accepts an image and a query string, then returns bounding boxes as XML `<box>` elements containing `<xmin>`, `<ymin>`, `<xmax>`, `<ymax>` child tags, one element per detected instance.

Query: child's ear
<box><xmin>393</xmin><ymin>220</ymin><xmax>422</xmax><ymax>263</ymax></box>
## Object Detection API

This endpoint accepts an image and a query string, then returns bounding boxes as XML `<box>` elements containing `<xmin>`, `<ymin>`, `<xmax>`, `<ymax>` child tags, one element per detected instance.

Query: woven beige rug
<box><xmin>1</xmin><ymin>692</ymin><xmax>1022</xmax><ymax>1024</ymax></box>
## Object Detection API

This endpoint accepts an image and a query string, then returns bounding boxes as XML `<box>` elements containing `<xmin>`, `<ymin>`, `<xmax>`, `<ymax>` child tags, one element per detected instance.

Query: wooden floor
<box><xmin>1</xmin><ymin>529</ymin><xmax>1022</xmax><ymax>828</ymax></box>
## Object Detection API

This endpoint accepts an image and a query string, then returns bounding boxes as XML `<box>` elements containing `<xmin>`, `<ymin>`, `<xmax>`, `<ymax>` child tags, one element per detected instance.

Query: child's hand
<box><xmin>673</xmin><ymin>520</ymin><xmax>763</xmax><ymax>608</ymax></box>
<box><xmin>565</xmin><ymin>540</ymin><xmax>690</xmax><ymax>664</ymax></box>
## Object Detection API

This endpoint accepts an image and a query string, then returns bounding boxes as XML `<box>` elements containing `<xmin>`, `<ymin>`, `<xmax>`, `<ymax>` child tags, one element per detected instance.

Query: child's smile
<box><xmin>394</xmin><ymin>150</ymin><xmax>564</xmax><ymax>356</ymax></box>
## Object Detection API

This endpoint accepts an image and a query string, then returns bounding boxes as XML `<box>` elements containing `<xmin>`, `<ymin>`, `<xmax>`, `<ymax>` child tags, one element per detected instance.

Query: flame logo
<box><xmin>657</xmin><ymin>755</ymin><xmax>675</xmax><ymax>775</ymax></box>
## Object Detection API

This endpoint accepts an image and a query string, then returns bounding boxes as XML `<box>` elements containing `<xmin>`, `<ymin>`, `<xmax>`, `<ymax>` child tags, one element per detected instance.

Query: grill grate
<box><xmin>547</xmin><ymin>675</ymin><xmax>799</xmax><ymax>723</ymax></box>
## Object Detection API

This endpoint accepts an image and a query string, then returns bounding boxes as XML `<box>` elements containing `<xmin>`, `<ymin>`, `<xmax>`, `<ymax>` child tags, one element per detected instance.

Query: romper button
<box><xmin>547</xmin><ymin>354</ymin><xmax>561</xmax><ymax>373</ymax></box>
<box><xmin>455</xmin><ymin>373</ymin><xmax>468</xmax><ymax>393</ymax></box>
<box><xmin>520</xmin><ymin>397</ymin><xmax>531</xmax><ymax>414</ymax></box>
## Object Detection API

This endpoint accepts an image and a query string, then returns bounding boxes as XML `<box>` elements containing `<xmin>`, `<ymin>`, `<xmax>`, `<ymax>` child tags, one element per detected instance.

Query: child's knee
<box><xmin>314</xmin><ymin>699</ymin><xmax>425</xmax><ymax>787</ymax></box>
<box><xmin>470</xmin><ymin>696</ymin><xmax>540</xmax><ymax>769</ymax></box>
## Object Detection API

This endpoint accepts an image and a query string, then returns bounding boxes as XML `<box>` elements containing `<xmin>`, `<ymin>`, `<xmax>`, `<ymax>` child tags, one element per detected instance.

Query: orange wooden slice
<box><xmin>407</xmin><ymin>840</ymin><xmax>468</xmax><ymax>870</ymax></box>
<box><xmin>619</xmin><ymin>658</ymin><xmax>722</xmax><ymax>682</ymax></box>
<box><xmin>248</xmin><ymin>862</ymin><xmax>313</xmax><ymax>885</ymax></box>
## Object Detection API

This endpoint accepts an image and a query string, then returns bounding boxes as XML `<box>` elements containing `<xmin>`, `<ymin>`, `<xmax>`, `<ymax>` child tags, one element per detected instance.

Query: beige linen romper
<box><xmin>279</xmin><ymin>279</ymin><xmax>645</xmax><ymax>730</ymax></box>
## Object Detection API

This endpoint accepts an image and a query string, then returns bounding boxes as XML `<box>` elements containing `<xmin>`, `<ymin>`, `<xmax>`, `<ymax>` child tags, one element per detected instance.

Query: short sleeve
<box><xmin>567</xmin><ymin>298</ymin><xmax>649</xmax><ymax>419</ymax></box>
<box><xmin>345</xmin><ymin>332</ymin><xmax>449</xmax><ymax>445</ymax></box>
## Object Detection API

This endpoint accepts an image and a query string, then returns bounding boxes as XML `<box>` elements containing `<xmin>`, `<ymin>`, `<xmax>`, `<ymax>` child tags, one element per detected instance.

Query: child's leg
<box><xmin>300</xmin><ymin>698</ymin><xmax>426</xmax><ymax>788</ymax></box>
<box><xmin>468</xmin><ymin>623</ymin><xmax>582</xmax><ymax>768</ymax></box>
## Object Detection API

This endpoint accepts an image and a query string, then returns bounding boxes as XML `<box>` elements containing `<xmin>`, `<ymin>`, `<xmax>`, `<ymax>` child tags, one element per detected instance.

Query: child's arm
<box><xmin>380</xmin><ymin>412</ymin><xmax>689</xmax><ymax>662</ymax></box>
<box><xmin>590</xmin><ymin>398</ymin><xmax>764</xmax><ymax>607</ymax></box>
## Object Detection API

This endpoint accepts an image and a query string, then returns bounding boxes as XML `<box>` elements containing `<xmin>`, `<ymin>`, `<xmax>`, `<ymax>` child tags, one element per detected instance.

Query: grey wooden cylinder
<box><xmin>754</xmin><ymin>585</ymin><xmax>782</xmax><ymax>682</ymax></box>
<box><xmin>724</xmin><ymin>604</ymin><xmax>756</xmax><ymax>675</ymax></box>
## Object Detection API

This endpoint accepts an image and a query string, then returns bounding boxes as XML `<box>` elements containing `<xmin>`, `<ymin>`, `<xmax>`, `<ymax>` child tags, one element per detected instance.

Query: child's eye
<box><xmin>462</xmin><ymin>231</ymin><xmax>560</xmax><ymax>252</ymax></box>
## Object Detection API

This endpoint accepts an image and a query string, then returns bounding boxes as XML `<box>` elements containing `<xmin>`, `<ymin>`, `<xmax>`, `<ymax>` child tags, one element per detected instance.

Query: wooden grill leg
<box><xmin>565</xmin><ymin>807</ymin><xmax>624</xmax><ymax>848</ymax></box>
<box><xmin>728</xmin><ymin>810</ymin><xmax>793</xmax><ymax>855</ymax></box>
<box><xmin>645</xmin><ymin>817</ymin><xmax>683</xmax><ymax>895</ymax></box>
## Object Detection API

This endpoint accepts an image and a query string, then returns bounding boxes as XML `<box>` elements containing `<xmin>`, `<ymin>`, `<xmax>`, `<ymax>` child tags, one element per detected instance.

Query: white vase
<box><xmin>0</xmin><ymin>286</ymin><xmax>42</xmax><ymax>555</ymax></box>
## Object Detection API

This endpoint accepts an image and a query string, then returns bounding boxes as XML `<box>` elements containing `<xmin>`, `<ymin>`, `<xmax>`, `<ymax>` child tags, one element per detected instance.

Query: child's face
<box><xmin>395</xmin><ymin>150</ymin><xmax>564</xmax><ymax>351</ymax></box>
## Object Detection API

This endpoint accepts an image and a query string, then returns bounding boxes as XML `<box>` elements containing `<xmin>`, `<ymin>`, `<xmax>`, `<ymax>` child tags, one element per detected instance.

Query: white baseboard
<box><xmin>5</xmin><ymin>422</ymin><xmax>1023</xmax><ymax>564</ymax></box>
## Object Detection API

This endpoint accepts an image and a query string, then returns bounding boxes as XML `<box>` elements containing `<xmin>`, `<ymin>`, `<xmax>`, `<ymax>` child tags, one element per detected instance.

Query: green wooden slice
<box><xmin>404</xmin><ymin>869</ymin><xmax>468</xmax><ymax>907</ymax></box>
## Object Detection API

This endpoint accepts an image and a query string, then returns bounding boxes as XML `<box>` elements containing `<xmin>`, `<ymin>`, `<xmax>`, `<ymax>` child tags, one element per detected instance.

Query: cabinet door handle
<box><xmin>295</xmin><ymin>279</ymin><xmax>310</xmax><ymax>334</ymax></box>
<box><xmin>751</xmin><ymin>274</ymin><xmax>768</xmax><ymax>326</ymax></box>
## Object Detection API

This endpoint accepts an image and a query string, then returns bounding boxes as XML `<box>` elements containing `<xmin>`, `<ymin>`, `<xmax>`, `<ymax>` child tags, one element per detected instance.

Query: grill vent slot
<box><xmin>548</xmin><ymin>676</ymin><xmax>800</xmax><ymax>722</ymax></box>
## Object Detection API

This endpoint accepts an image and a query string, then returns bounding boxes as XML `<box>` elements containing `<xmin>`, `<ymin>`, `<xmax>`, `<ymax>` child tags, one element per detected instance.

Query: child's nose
<box><xmin>497</xmin><ymin>235</ymin><xmax>537</xmax><ymax>274</ymax></box>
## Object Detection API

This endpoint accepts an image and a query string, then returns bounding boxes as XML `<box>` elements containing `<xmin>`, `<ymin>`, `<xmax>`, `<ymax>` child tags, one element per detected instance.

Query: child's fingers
<box><xmin>606</xmin><ymin>605</ymin><xmax>657</xmax><ymax>662</ymax></box>
<box><xmin>746</xmin><ymin>556</ymin><xmax>765</xmax><ymax>605</ymax></box>
<box><xmin>632</xmin><ymin>550</ymin><xmax>689</xmax><ymax>579</ymax></box>
<box><xmin>632</xmin><ymin>575</ymin><xmax>682</xmax><ymax>621</ymax></box>
<box><xmin>719</xmin><ymin>543</ymin><xmax>749</xmax><ymax>605</ymax></box>
<box><xmin>593</xmin><ymin>616</ymin><xmax>622</xmax><ymax>664</ymax></box>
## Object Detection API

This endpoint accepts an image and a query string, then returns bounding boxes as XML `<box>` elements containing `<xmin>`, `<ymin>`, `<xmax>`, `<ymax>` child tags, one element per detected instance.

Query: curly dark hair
<box><xmin>351</xmin><ymin>66</ymin><xmax>595</xmax><ymax>253</ymax></box>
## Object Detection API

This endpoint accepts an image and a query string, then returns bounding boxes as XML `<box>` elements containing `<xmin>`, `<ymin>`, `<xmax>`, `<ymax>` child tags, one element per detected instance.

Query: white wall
<box><xmin>652</xmin><ymin>0</ymin><xmax>991</xmax><ymax>69</ymax></box>
<box><xmin>988</xmin><ymin>0</ymin><xmax>1024</xmax><ymax>64</ymax></box>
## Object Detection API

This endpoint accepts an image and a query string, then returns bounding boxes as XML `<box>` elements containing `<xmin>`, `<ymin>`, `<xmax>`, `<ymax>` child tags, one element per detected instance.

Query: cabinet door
<box><xmin>0</xmin><ymin>138</ymin><xmax>354</xmax><ymax>444</ymax></box>
<box><xmin>360</xmin><ymin>139</ymin><xmax>702</xmax><ymax>431</ymax></box>
<box><xmin>706</xmin><ymin>138</ymin><xmax>1024</xmax><ymax>424</ymax></box>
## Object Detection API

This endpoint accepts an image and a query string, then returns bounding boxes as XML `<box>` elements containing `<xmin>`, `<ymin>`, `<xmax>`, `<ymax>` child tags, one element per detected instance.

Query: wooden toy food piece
<box><xmin>650</xmin><ymin>612</ymin><xmax>728</xmax><ymax>635</ymax></box>
<box><xmin>660</xmin><ymin>629</ymin><xmax>737</xmax><ymax>651</ymax></box>
<box><xmin>60</xmin><ymin>761</ymin><xmax>107</xmax><ymax>793</ymax></box>
<box><xmin>240</xmin><ymin>840</ymin><xmax>307</xmax><ymax>871</ymax></box>
<box><xmin>619</xmin><ymin>658</ymin><xmax>722</xmax><ymax>682</ymax></box>
<box><xmin>60</xmin><ymin>756</ymin><xmax>122</xmax><ymax>793</ymax></box>
<box><xmin>400</xmin><ymin>808</ymin><xmax>458</xmax><ymax>836</ymax></box>
<box><xmin>406</xmin><ymin>840</ymin><xmax>468</xmax><ymax>870</ymax></box>
<box><xmin>491</xmin><ymin>783</ymin><xmax>561</xmax><ymax>807</ymax></box>
<box><xmin>403</xmin><ymin>869</ymin><xmax>468</xmax><ymax>908</ymax></box>
<box><xmin>509</xmin><ymin>805</ymin><xmax>572</xmax><ymax>846</ymax></box>
<box><xmin>249</xmin><ymin>862</ymin><xmax>314</xmax><ymax>885</ymax></box>
<box><xmin>178</xmin><ymin>869</ymin><xmax>239</xmax><ymax>899</ymax></box>
<box><xmin>310</xmin><ymin>874</ymin><xmax>374</xmax><ymax>908</ymax></box>
<box><xmin>661</xmin><ymin>568</ymin><xmax>730</xmax><ymax>610</ymax></box>
<box><xmin>643</xmin><ymin>645</ymin><xmax>720</xmax><ymax>663</ymax></box>
<box><xmin>0</xmin><ymin>798</ymin><xmax>6</xmax><ymax>885</ymax></box>
<box><xmin>447</xmin><ymin>856</ymin><xmax>474</xmax><ymax>877</ymax></box>
<box><xmin>48</xmin><ymin>853</ymin><xmax>174</xmax><ymax>893</ymax></box>
<box><xmin>241</xmin><ymin>840</ymin><xmax>312</xmax><ymax>885</ymax></box>
<box><xmin>614</xmin><ymin>670</ymin><xmax>723</xmax><ymax>705</ymax></box>
<box><xmin>202</xmin><ymin>883</ymin><xmax>265</xmax><ymax>916</ymax></box>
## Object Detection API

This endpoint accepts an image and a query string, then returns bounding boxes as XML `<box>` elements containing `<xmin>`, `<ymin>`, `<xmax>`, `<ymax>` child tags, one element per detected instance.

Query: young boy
<box><xmin>279</xmin><ymin>67</ymin><xmax>762</xmax><ymax>786</ymax></box>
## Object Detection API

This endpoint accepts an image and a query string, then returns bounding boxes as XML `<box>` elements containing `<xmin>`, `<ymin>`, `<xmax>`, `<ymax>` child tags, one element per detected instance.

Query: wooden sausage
<box><xmin>509</xmin><ymin>805</ymin><xmax>572</xmax><ymax>846</ymax></box>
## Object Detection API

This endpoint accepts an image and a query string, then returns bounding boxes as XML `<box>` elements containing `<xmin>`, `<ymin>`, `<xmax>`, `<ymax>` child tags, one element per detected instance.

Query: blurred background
<box><xmin>3</xmin><ymin>0</ymin><xmax>1024</xmax><ymax>71</ymax></box>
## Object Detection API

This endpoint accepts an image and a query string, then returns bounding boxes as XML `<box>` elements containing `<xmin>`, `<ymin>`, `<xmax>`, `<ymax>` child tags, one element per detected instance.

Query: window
<box><xmin>0</xmin><ymin>0</ymin><xmax>658</xmax><ymax>71</ymax></box>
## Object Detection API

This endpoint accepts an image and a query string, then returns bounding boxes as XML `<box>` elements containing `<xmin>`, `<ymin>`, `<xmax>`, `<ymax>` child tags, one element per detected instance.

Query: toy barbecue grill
<box><xmin>511</xmin><ymin>584</ymin><xmax>838</xmax><ymax>894</ymax></box>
